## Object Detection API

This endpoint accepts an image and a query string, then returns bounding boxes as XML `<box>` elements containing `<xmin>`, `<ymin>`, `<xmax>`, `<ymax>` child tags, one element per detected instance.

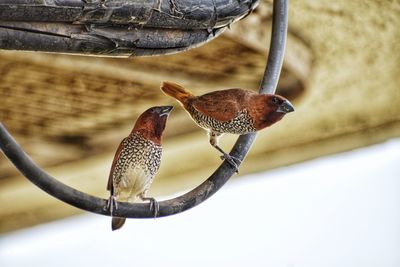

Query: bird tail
<box><xmin>161</xmin><ymin>81</ymin><xmax>193</xmax><ymax>104</ymax></box>
<box><xmin>112</xmin><ymin>217</ymin><xmax>126</xmax><ymax>231</ymax></box>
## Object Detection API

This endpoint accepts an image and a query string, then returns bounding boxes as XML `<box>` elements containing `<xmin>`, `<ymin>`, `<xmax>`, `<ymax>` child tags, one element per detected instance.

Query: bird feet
<box><xmin>220</xmin><ymin>153</ymin><xmax>242</xmax><ymax>173</ymax></box>
<box><xmin>213</xmin><ymin>144</ymin><xmax>241</xmax><ymax>173</ymax></box>
<box><xmin>141</xmin><ymin>197</ymin><xmax>159</xmax><ymax>218</ymax></box>
<box><xmin>106</xmin><ymin>195</ymin><xmax>118</xmax><ymax>215</ymax></box>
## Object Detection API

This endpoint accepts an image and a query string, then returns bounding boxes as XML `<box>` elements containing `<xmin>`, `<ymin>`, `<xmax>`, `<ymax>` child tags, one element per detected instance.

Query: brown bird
<box><xmin>160</xmin><ymin>81</ymin><xmax>294</xmax><ymax>171</ymax></box>
<box><xmin>107</xmin><ymin>105</ymin><xmax>173</xmax><ymax>231</ymax></box>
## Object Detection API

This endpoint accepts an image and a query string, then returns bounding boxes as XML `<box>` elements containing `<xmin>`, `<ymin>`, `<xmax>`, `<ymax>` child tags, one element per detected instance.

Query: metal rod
<box><xmin>0</xmin><ymin>0</ymin><xmax>288</xmax><ymax>219</ymax></box>
<box><xmin>260</xmin><ymin>0</ymin><xmax>288</xmax><ymax>94</ymax></box>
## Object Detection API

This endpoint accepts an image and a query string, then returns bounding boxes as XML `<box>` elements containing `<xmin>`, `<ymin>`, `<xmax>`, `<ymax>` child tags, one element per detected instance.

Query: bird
<box><xmin>160</xmin><ymin>81</ymin><xmax>294</xmax><ymax>171</ymax></box>
<box><xmin>106</xmin><ymin>105</ymin><xmax>173</xmax><ymax>231</ymax></box>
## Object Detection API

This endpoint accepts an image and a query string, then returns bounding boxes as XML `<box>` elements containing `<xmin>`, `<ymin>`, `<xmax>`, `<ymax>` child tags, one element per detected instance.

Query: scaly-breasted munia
<box><xmin>107</xmin><ymin>105</ymin><xmax>173</xmax><ymax>231</ymax></box>
<box><xmin>160</xmin><ymin>81</ymin><xmax>294</xmax><ymax>171</ymax></box>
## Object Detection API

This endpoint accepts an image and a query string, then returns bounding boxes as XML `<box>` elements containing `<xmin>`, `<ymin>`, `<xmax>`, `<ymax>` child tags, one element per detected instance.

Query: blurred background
<box><xmin>0</xmin><ymin>0</ymin><xmax>399</xmax><ymax>266</ymax></box>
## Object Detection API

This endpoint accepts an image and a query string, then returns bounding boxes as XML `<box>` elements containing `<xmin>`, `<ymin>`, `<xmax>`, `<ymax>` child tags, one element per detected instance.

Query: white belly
<box><xmin>117</xmin><ymin>165</ymin><xmax>152</xmax><ymax>202</ymax></box>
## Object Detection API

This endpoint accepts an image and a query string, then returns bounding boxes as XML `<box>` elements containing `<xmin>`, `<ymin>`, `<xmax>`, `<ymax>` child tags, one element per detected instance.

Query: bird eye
<box><xmin>272</xmin><ymin>97</ymin><xmax>279</xmax><ymax>104</ymax></box>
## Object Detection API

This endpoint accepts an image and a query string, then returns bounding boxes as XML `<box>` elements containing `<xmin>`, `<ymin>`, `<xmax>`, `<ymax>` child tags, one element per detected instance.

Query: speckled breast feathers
<box><xmin>110</xmin><ymin>133</ymin><xmax>162</xmax><ymax>202</ymax></box>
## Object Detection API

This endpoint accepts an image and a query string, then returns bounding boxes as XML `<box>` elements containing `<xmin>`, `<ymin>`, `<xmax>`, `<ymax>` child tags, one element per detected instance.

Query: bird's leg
<box><xmin>106</xmin><ymin>195</ymin><xmax>118</xmax><ymax>216</ymax></box>
<box><xmin>209</xmin><ymin>131</ymin><xmax>241</xmax><ymax>173</ymax></box>
<box><xmin>215</xmin><ymin>145</ymin><xmax>241</xmax><ymax>173</ymax></box>
<box><xmin>139</xmin><ymin>192</ymin><xmax>159</xmax><ymax>218</ymax></box>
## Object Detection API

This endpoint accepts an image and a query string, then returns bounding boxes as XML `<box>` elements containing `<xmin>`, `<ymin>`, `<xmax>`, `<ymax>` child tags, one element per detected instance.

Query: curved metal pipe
<box><xmin>0</xmin><ymin>0</ymin><xmax>288</xmax><ymax>219</ymax></box>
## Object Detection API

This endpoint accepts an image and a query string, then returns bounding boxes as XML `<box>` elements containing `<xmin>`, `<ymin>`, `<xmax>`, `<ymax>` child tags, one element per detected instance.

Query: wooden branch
<box><xmin>0</xmin><ymin>0</ymin><xmax>259</xmax><ymax>29</ymax></box>
<box><xmin>0</xmin><ymin>21</ymin><xmax>225</xmax><ymax>56</ymax></box>
<box><xmin>0</xmin><ymin>0</ymin><xmax>259</xmax><ymax>56</ymax></box>
<box><xmin>0</xmin><ymin>0</ymin><xmax>288</xmax><ymax>218</ymax></box>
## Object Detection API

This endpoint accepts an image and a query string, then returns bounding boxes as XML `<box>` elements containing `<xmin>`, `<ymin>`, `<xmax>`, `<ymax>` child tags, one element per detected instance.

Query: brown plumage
<box><xmin>107</xmin><ymin>106</ymin><xmax>173</xmax><ymax>231</ymax></box>
<box><xmin>160</xmin><ymin>81</ymin><xmax>294</xmax><ymax>170</ymax></box>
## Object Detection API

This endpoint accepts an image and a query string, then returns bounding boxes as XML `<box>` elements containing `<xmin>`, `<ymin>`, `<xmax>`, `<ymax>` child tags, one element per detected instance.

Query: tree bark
<box><xmin>0</xmin><ymin>0</ymin><xmax>259</xmax><ymax>56</ymax></box>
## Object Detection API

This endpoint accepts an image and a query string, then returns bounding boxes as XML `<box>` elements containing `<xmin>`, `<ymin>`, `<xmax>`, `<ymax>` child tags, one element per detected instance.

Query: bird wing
<box><xmin>107</xmin><ymin>137</ymin><xmax>128</xmax><ymax>195</ymax></box>
<box><xmin>190</xmin><ymin>89</ymin><xmax>248</xmax><ymax>122</ymax></box>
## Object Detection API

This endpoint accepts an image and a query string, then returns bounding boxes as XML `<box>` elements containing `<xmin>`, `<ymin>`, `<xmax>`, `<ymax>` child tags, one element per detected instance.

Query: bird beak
<box><xmin>159</xmin><ymin>106</ymin><xmax>173</xmax><ymax>117</ymax></box>
<box><xmin>277</xmin><ymin>99</ymin><xmax>295</xmax><ymax>113</ymax></box>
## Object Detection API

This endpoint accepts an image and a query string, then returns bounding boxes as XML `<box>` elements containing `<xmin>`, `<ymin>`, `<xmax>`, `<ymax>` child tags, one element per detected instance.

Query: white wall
<box><xmin>1</xmin><ymin>139</ymin><xmax>399</xmax><ymax>267</ymax></box>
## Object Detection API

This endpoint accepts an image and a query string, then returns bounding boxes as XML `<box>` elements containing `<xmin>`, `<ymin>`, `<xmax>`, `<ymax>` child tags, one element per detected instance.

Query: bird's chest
<box><xmin>113</xmin><ymin>135</ymin><xmax>162</xmax><ymax>187</ymax></box>
<box><xmin>189</xmin><ymin>107</ymin><xmax>257</xmax><ymax>134</ymax></box>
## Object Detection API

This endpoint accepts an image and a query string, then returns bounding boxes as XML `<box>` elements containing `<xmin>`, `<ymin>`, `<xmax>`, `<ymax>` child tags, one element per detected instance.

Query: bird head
<box><xmin>268</xmin><ymin>95</ymin><xmax>295</xmax><ymax>114</ymax></box>
<box><xmin>132</xmin><ymin>106</ymin><xmax>173</xmax><ymax>144</ymax></box>
<box><xmin>253</xmin><ymin>94</ymin><xmax>294</xmax><ymax>130</ymax></box>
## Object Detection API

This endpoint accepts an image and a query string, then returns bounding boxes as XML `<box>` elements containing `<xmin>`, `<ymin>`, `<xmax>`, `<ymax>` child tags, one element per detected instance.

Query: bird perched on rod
<box><xmin>160</xmin><ymin>81</ymin><xmax>294</xmax><ymax>171</ymax></box>
<box><xmin>107</xmin><ymin>105</ymin><xmax>173</xmax><ymax>231</ymax></box>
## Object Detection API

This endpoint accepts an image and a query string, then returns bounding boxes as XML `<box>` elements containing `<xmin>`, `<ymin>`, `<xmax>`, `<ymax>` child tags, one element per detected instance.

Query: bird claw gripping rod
<box><xmin>0</xmin><ymin>0</ymin><xmax>288</xmax><ymax>219</ymax></box>
<box><xmin>0</xmin><ymin>0</ymin><xmax>259</xmax><ymax>56</ymax></box>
